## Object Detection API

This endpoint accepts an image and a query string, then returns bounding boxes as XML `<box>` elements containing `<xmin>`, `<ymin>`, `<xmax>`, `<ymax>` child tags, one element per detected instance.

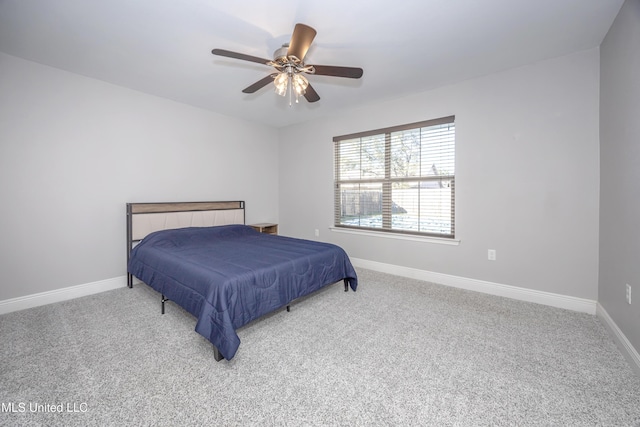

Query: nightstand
<box><xmin>249</xmin><ymin>223</ymin><xmax>278</xmax><ymax>235</ymax></box>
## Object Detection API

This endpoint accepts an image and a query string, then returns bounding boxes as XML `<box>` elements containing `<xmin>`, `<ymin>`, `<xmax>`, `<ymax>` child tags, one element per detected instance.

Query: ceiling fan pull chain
<box><xmin>289</xmin><ymin>74</ymin><xmax>293</xmax><ymax>106</ymax></box>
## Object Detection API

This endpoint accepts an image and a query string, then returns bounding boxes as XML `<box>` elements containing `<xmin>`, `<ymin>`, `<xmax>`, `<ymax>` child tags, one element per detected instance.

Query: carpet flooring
<box><xmin>1</xmin><ymin>268</ymin><xmax>639</xmax><ymax>426</ymax></box>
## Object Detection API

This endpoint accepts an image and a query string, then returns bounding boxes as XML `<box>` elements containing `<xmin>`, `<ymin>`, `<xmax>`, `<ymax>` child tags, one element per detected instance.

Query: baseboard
<box><xmin>351</xmin><ymin>258</ymin><xmax>597</xmax><ymax>315</ymax></box>
<box><xmin>0</xmin><ymin>276</ymin><xmax>128</xmax><ymax>315</ymax></box>
<box><xmin>2</xmin><ymin>261</ymin><xmax>598</xmax><ymax>317</ymax></box>
<box><xmin>596</xmin><ymin>303</ymin><xmax>640</xmax><ymax>375</ymax></box>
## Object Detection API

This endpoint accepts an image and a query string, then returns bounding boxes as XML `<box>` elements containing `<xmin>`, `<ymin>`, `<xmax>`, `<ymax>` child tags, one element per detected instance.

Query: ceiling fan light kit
<box><xmin>212</xmin><ymin>23</ymin><xmax>363</xmax><ymax>106</ymax></box>
<box><xmin>274</xmin><ymin>72</ymin><xmax>309</xmax><ymax>104</ymax></box>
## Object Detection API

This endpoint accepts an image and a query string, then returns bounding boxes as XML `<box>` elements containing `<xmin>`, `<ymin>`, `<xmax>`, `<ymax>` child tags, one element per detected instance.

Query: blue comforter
<box><xmin>128</xmin><ymin>225</ymin><xmax>357</xmax><ymax>360</ymax></box>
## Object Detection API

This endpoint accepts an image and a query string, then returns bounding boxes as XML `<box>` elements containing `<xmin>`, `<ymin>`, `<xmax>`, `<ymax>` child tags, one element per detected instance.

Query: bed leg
<box><xmin>286</xmin><ymin>305</ymin><xmax>290</xmax><ymax>312</ymax></box>
<box><xmin>161</xmin><ymin>294</ymin><xmax>169</xmax><ymax>315</ymax></box>
<box><xmin>213</xmin><ymin>346</ymin><xmax>225</xmax><ymax>362</ymax></box>
<box><xmin>127</xmin><ymin>273</ymin><xmax>133</xmax><ymax>289</ymax></box>
<box><xmin>344</xmin><ymin>279</ymin><xmax>349</xmax><ymax>292</ymax></box>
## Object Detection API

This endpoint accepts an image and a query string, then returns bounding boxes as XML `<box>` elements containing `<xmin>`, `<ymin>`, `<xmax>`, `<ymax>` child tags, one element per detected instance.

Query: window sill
<box><xmin>329</xmin><ymin>227</ymin><xmax>460</xmax><ymax>245</ymax></box>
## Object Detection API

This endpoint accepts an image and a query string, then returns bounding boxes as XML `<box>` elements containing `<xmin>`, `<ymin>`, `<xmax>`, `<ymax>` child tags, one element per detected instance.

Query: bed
<box><xmin>126</xmin><ymin>201</ymin><xmax>358</xmax><ymax>361</ymax></box>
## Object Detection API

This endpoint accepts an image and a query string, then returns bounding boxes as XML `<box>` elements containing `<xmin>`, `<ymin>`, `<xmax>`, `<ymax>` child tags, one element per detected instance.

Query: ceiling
<box><xmin>0</xmin><ymin>0</ymin><xmax>624</xmax><ymax>128</ymax></box>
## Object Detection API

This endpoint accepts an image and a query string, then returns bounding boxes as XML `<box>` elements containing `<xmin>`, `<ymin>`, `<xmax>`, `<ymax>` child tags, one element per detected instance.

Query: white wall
<box><xmin>599</xmin><ymin>0</ymin><xmax>640</xmax><ymax>362</ymax></box>
<box><xmin>0</xmin><ymin>52</ymin><xmax>279</xmax><ymax>301</ymax></box>
<box><xmin>279</xmin><ymin>48</ymin><xmax>600</xmax><ymax>300</ymax></box>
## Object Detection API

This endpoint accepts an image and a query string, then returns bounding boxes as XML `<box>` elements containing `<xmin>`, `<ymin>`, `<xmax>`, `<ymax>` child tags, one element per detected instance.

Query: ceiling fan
<box><xmin>211</xmin><ymin>23</ymin><xmax>363</xmax><ymax>105</ymax></box>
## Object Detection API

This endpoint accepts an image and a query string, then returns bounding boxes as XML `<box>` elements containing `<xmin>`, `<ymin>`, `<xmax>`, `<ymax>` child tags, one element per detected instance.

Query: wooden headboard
<box><xmin>126</xmin><ymin>201</ymin><xmax>245</xmax><ymax>287</ymax></box>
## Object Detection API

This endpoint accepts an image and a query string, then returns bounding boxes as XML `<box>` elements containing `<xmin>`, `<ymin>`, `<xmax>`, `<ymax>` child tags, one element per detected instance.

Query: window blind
<box><xmin>334</xmin><ymin>116</ymin><xmax>455</xmax><ymax>238</ymax></box>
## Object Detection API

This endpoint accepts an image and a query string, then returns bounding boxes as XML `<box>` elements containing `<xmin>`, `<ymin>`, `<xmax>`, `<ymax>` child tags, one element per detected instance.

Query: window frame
<box><xmin>333</xmin><ymin>115</ymin><xmax>456</xmax><ymax>239</ymax></box>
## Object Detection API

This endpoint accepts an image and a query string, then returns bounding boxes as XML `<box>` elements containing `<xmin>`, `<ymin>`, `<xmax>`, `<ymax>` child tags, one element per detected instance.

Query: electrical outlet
<box><xmin>626</xmin><ymin>284</ymin><xmax>632</xmax><ymax>305</ymax></box>
<box><xmin>314</xmin><ymin>229</ymin><xmax>319</xmax><ymax>237</ymax></box>
<box><xmin>488</xmin><ymin>249</ymin><xmax>496</xmax><ymax>261</ymax></box>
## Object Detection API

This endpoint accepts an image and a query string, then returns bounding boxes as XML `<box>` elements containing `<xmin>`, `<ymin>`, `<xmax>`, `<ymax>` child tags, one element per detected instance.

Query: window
<box><xmin>334</xmin><ymin>116</ymin><xmax>455</xmax><ymax>238</ymax></box>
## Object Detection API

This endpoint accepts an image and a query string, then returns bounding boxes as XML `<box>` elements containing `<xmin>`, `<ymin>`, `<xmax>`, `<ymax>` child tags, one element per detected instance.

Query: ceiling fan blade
<box><xmin>311</xmin><ymin>65</ymin><xmax>363</xmax><ymax>79</ymax></box>
<box><xmin>242</xmin><ymin>75</ymin><xmax>275</xmax><ymax>94</ymax></box>
<box><xmin>304</xmin><ymin>83</ymin><xmax>320</xmax><ymax>103</ymax></box>
<box><xmin>211</xmin><ymin>48</ymin><xmax>271</xmax><ymax>65</ymax></box>
<box><xmin>287</xmin><ymin>23</ymin><xmax>317</xmax><ymax>62</ymax></box>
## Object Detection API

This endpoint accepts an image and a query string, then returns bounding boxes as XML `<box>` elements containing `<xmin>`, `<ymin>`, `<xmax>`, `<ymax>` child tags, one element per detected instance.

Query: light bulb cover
<box><xmin>292</xmin><ymin>74</ymin><xmax>308</xmax><ymax>95</ymax></box>
<box><xmin>274</xmin><ymin>72</ymin><xmax>288</xmax><ymax>96</ymax></box>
